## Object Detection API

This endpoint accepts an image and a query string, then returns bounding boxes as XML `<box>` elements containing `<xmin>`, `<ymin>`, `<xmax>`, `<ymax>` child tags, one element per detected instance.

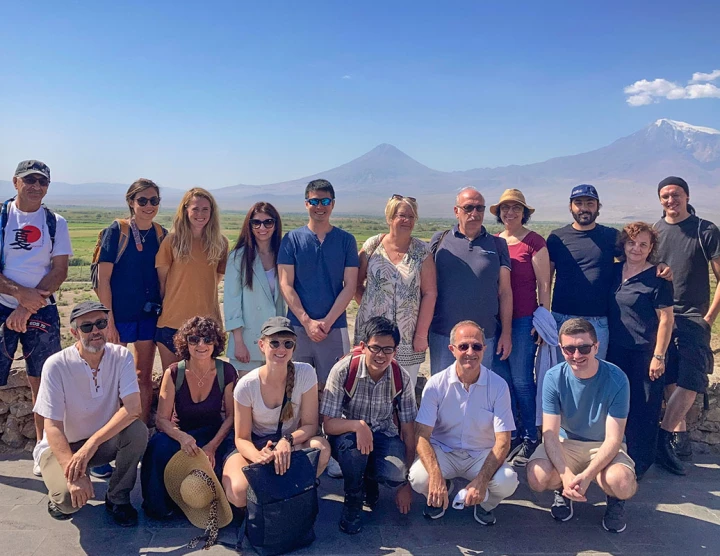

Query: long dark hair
<box><xmin>232</xmin><ymin>202</ymin><xmax>282</xmax><ymax>290</ymax></box>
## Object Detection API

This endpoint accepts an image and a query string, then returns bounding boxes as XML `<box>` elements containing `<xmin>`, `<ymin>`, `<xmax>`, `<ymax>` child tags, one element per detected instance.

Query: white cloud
<box><xmin>341</xmin><ymin>75</ymin><xmax>352</xmax><ymax>80</ymax></box>
<box><xmin>624</xmin><ymin>70</ymin><xmax>720</xmax><ymax>106</ymax></box>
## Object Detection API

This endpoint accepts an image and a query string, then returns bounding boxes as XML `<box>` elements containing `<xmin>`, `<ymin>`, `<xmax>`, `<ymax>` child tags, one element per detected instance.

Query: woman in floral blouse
<box><xmin>354</xmin><ymin>195</ymin><xmax>437</xmax><ymax>386</ymax></box>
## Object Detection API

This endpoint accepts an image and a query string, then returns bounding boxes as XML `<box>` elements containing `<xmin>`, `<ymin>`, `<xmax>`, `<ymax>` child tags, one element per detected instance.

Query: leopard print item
<box><xmin>186</xmin><ymin>470</ymin><xmax>220</xmax><ymax>550</ymax></box>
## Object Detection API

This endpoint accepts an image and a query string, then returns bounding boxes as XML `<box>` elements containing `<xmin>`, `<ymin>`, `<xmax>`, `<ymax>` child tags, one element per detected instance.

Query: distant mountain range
<box><xmin>2</xmin><ymin>118</ymin><xmax>719</xmax><ymax>222</ymax></box>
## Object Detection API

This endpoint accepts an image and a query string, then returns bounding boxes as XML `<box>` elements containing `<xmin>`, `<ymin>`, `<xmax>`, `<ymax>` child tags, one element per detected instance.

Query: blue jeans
<box><xmin>429</xmin><ymin>332</ymin><xmax>495</xmax><ymax>375</ymax></box>
<box><xmin>552</xmin><ymin>313</ymin><xmax>609</xmax><ymax>360</ymax></box>
<box><xmin>491</xmin><ymin>316</ymin><xmax>538</xmax><ymax>441</ymax></box>
<box><xmin>329</xmin><ymin>431</ymin><xmax>407</xmax><ymax>497</ymax></box>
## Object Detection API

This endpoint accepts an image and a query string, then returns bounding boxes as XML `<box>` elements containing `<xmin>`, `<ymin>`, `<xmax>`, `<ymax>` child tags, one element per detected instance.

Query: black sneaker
<box><xmin>364</xmin><ymin>477</ymin><xmax>380</xmax><ymax>510</ymax></box>
<box><xmin>423</xmin><ymin>480</ymin><xmax>454</xmax><ymax>520</ymax></box>
<box><xmin>339</xmin><ymin>495</ymin><xmax>363</xmax><ymax>535</ymax></box>
<box><xmin>550</xmin><ymin>490</ymin><xmax>573</xmax><ymax>522</ymax></box>
<box><xmin>602</xmin><ymin>496</ymin><xmax>626</xmax><ymax>533</ymax></box>
<box><xmin>48</xmin><ymin>500</ymin><xmax>71</xmax><ymax>520</ymax></box>
<box><xmin>105</xmin><ymin>496</ymin><xmax>139</xmax><ymax>527</ymax></box>
<box><xmin>512</xmin><ymin>439</ymin><xmax>539</xmax><ymax>467</ymax></box>
<box><xmin>672</xmin><ymin>432</ymin><xmax>693</xmax><ymax>461</ymax></box>
<box><xmin>506</xmin><ymin>436</ymin><xmax>523</xmax><ymax>462</ymax></box>
<box><xmin>473</xmin><ymin>505</ymin><xmax>496</xmax><ymax>525</ymax></box>
<box><xmin>656</xmin><ymin>429</ymin><xmax>686</xmax><ymax>476</ymax></box>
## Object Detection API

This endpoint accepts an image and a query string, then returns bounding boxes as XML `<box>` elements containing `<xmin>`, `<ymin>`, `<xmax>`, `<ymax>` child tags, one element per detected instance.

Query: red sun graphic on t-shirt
<box><xmin>21</xmin><ymin>225</ymin><xmax>42</xmax><ymax>243</ymax></box>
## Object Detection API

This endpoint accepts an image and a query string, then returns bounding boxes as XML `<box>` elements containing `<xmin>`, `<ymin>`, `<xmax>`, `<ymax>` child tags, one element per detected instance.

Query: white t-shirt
<box><xmin>0</xmin><ymin>201</ymin><xmax>73</xmax><ymax>309</ymax></box>
<box><xmin>32</xmin><ymin>343</ymin><xmax>139</xmax><ymax>462</ymax></box>
<box><xmin>234</xmin><ymin>361</ymin><xmax>317</xmax><ymax>437</ymax></box>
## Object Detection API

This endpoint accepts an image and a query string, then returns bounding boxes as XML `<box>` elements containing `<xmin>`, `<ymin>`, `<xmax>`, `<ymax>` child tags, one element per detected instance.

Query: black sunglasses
<box><xmin>560</xmin><ymin>344</ymin><xmax>595</xmax><ymax>355</ymax></box>
<box><xmin>391</xmin><ymin>194</ymin><xmax>417</xmax><ymax>203</ymax></box>
<box><xmin>457</xmin><ymin>204</ymin><xmax>486</xmax><ymax>214</ymax></box>
<box><xmin>135</xmin><ymin>196</ymin><xmax>161</xmax><ymax>207</ymax></box>
<box><xmin>366</xmin><ymin>344</ymin><xmax>396</xmax><ymax>355</ymax></box>
<box><xmin>21</xmin><ymin>176</ymin><xmax>50</xmax><ymax>187</ymax></box>
<box><xmin>305</xmin><ymin>198</ymin><xmax>333</xmax><ymax>207</ymax></box>
<box><xmin>188</xmin><ymin>335</ymin><xmax>214</xmax><ymax>346</ymax></box>
<box><xmin>250</xmin><ymin>218</ymin><xmax>276</xmax><ymax>229</ymax></box>
<box><xmin>77</xmin><ymin>318</ymin><xmax>109</xmax><ymax>334</ymax></box>
<box><xmin>268</xmin><ymin>339</ymin><xmax>296</xmax><ymax>350</ymax></box>
<box><xmin>455</xmin><ymin>342</ymin><xmax>484</xmax><ymax>352</ymax></box>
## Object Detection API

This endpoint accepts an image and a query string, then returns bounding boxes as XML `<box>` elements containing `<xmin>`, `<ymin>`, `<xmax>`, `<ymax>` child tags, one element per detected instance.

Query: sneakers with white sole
<box><xmin>33</xmin><ymin>462</ymin><xmax>42</xmax><ymax>477</ymax></box>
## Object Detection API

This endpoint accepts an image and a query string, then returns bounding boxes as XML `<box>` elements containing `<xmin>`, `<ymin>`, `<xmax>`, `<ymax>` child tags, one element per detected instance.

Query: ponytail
<box><xmin>279</xmin><ymin>361</ymin><xmax>295</xmax><ymax>422</ymax></box>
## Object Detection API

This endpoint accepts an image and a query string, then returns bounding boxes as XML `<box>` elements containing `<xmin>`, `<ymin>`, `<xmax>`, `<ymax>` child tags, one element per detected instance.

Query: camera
<box><xmin>143</xmin><ymin>302</ymin><xmax>162</xmax><ymax>317</ymax></box>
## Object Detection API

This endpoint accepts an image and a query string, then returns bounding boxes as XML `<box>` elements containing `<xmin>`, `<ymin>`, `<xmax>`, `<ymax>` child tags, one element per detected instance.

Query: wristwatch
<box><xmin>283</xmin><ymin>433</ymin><xmax>295</xmax><ymax>447</ymax></box>
<box><xmin>653</xmin><ymin>354</ymin><xmax>665</xmax><ymax>362</ymax></box>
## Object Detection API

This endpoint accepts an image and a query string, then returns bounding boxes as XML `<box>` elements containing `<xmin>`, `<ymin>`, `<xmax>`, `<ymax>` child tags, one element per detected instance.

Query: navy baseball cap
<box><xmin>569</xmin><ymin>184</ymin><xmax>599</xmax><ymax>201</ymax></box>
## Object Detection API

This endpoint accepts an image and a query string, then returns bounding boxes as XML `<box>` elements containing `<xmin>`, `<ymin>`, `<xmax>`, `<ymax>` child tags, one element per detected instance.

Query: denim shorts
<box><xmin>154</xmin><ymin>326</ymin><xmax>178</xmax><ymax>354</ymax></box>
<box><xmin>116</xmin><ymin>317</ymin><xmax>158</xmax><ymax>344</ymax></box>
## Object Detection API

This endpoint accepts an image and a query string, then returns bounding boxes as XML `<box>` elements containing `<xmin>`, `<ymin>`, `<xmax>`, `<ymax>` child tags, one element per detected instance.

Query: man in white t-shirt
<box><xmin>33</xmin><ymin>301</ymin><xmax>147</xmax><ymax>526</ymax></box>
<box><xmin>0</xmin><ymin>160</ymin><xmax>73</xmax><ymax>449</ymax></box>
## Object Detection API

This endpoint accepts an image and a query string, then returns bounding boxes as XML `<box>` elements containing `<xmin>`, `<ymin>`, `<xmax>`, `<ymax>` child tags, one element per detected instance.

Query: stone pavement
<box><xmin>1</xmin><ymin>453</ymin><xmax>719</xmax><ymax>556</ymax></box>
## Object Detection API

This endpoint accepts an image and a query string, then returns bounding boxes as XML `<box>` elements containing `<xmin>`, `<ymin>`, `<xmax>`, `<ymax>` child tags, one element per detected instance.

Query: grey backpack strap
<box><xmin>215</xmin><ymin>359</ymin><xmax>225</xmax><ymax>392</ymax></box>
<box><xmin>175</xmin><ymin>360</ymin><xmax>186</xmax><ymax>391</ymax></box>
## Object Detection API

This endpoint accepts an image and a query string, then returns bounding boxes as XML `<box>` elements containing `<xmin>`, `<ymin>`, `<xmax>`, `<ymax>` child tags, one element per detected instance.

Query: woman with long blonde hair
<box><xmin>155</xmin><ymin>188</ymin><xmax>229</xmax><ymax>369</ymax></box>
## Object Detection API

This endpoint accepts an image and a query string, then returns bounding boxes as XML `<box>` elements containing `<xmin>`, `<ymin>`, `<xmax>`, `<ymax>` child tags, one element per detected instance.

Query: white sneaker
<box><xmin>326</xmin><ymin>457</ymin><xmax>343</xmax><ymax>478</ymax></box>
<box><xmin>33</xmin><ymin>462</ymin><xmax>42</xmax><ymax>477</ymax></box>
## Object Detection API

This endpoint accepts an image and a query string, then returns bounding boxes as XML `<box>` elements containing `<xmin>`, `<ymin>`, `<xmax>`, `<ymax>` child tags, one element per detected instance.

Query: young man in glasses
<box><xmin>429</xmin><ymin>187</ymin><xmax>513</xmax><ymax>376</ymax></box>
<box><xmin>410</xmin><ymin>320</ymin><xmax>518</xmax><ymax>526</ymax></box>
<box><xmin>32</xmin><ymin>301</ymin><xmax>147</xmax><ymax>526</ymax></box>
<box><xmin>321</xmin><ymin>317</ymin><xmax>417</xmax><ymax>534</ymax></box>
<box><xmin>526</xmin><ymin>318</ymin><xmax>636</xmax><ymax>533</ymax></box>
<box><xmin>0</xmin><ymin>160</ymin><xmax>73</xmax><ymax>472</ymax></box>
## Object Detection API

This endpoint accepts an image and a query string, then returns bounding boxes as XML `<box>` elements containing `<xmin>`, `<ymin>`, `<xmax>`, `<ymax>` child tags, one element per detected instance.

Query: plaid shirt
<box><xmin>320</xmin><ymin>355</ymin><xmax>417</xmax><ymax>437</ymax></box>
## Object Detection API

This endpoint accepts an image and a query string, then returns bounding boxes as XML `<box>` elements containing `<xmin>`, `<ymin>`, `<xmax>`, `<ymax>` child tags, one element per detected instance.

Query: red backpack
<box><xmin>342</xmin><ymin>346</ymin><xmax>405</xmax><ymax>413</ymax></box>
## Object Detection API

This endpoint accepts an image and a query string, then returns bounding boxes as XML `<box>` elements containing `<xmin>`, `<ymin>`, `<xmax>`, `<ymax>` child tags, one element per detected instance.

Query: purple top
<box><xmin>170</xmin><ymin>361</ymin><xmax>237</xmax><ymax>431</ymax></box>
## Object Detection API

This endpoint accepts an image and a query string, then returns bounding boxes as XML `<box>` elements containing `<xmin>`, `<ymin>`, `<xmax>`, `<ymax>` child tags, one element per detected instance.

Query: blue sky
<box><xmin>1</xmin><ymin>0</ymin><xmax>719</xmax><ymax>188</ymax></box>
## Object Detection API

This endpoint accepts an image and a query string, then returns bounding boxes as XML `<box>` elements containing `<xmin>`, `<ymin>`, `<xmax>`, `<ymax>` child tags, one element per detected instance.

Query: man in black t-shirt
<box><xmin>654</xmin><ymin>176</ymin><xmax>720</xmax><ymax>475</ymax></box>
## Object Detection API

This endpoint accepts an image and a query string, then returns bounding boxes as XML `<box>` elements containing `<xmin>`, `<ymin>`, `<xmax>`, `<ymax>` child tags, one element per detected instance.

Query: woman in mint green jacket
<box><xmin>224</xmin><ymin>202</ymin><xmax>286</xmax><ymax>376</ymax></box>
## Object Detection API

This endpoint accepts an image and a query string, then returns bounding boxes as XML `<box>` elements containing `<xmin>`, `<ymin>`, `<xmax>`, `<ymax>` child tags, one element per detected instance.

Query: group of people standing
<box><xmin>1</xmin><ymin>158</ymin><xmax>719</xmax><ymax>546</ymax></box>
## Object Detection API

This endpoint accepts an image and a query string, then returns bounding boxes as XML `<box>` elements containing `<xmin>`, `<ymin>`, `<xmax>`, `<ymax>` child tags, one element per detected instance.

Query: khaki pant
<box><xmin>40</xmin><ymin>419</ymin><xmax>148</xmax><ymax>514</ymax></box>
<box><xmin>528</xmin><ymin>437</ymin><xmax>635</xmax><ymax>475</ymax></box>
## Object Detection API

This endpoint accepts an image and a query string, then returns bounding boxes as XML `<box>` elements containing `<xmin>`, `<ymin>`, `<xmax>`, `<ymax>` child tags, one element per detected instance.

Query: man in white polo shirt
<box><xmin>32</xmin><ymin>301</ymin><xmax>147</xmax><ymax>526</ymax></box>
<box><xmin>409</xmin><ymin>320</ymin><xmax>518</xmax><ymax>525</ymax></box>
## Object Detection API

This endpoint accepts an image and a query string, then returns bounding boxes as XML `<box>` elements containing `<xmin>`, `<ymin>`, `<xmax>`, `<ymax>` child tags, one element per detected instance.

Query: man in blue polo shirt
<box><xmin>429</xmin><ymin>187</ymin><xmax>513</xmax><ymax>375</ymax></box>
<box><xmin>278</xmin><ymin>179</ymin><xmax>359</xmax><ymax>389</ymax></box>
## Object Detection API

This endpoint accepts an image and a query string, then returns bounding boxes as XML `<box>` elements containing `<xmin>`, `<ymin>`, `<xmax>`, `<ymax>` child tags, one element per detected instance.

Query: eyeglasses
<box><xmin>268</xmin><ymin>339</ymin><xmax>296</xmax><ymax>350</ymax></box>
<box><xmin>366</xmin><ymin>344</ymin><xmax>396</xmax><ymax>355</ymax></box>
<box><xmin>500</xmin><ymin>204</ymin><xmax>524</xmax><ymax>213</ymax></box>
<box><xmin>135</xmin><ymin>196</ymin><xmax>161</xmax><ymax>207</ymax></box>
<box><xmin>395</xmin><ymin>213</ymin><xmax>416</xmax><ymax>221</ymax></box>
<box><xmin>188</xmin><ymin>335</ymin><xmax>214</xmax><ymax>346</ymax></box>
<box><xmin>457</xmin><ymin>204</ymin><xmax>486</xmax><ymax>214</ymax></box>
<box><xmin>391</xmin><ymin>194</ymin><xmax>417</xmax><ymax>203</ymax></box>
<box><xmin>454</xmin><ymin>342</ymin><xmax>484</xmax><ymax>352</ymax></box>
<box><xmin>21</xmin><ymin>176</ymin><xmax>50</xmax><ymax>187</ymax></box>
<box><xmin>560</xmin><ymin>344</ymin><xmax>595</xmax><ymax>355</ymax></box>
<box><xmin>77</xmin><ymin>319</ymin><xmax>109</xmax><ymax>334</ymax></box>
<box><xmin>305</xmin><ymin>198</ymin><xmax>333</xmax><ymax>207</ymax></box>
<box><xmin>250</xmin><ymin>218</ymin><xmax>276</xmax><ymax>229</ymax></box>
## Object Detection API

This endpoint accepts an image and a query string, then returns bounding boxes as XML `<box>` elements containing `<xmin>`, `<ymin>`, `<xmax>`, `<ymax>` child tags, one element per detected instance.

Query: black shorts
<box><xmin>154</xmin><ymin>326</ymin><xmax>178</xmax><ymax>354</ymax></box>
<box><xmin>0</xmin><ymin>304</ymin><xmax>61</xmax><ymax>386</ymax></box>
<box><xmin>665</xmin><ymin>316</ymin><xmax>713</xmax><ymax>393</ymax></box>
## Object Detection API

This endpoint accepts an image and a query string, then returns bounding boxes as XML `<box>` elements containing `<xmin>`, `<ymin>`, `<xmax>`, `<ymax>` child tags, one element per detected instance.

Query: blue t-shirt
<box><xmin>277</xmin><ymin>225</ymin><xmax>359</xmax><ymax>329</ymax></box>
<box><xmin>542</xmin><ymin>360</ymin><xmax>629</xmax><ymax>442</ymax></box>
<box><xmin>98</xmin><ymin>221</ymin><xmax>166</xmax><ymax>323</ymax></box>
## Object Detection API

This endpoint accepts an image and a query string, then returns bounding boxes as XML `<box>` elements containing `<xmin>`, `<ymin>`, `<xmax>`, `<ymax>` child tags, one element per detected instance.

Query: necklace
<box><xmin>139</xmin><ymin>228</ymin><xmax>152</xmax><ymax>243</ymax></box>
<box><xmin>189</xmin><ymin>364</ymin><xmax>214</xmax><ymax>387</ymax></box>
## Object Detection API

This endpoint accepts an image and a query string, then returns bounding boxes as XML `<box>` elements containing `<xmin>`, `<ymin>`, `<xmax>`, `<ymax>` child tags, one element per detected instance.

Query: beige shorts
<box><xmin>528</xmin><ymin>437</ymin><xmax>635</xmax><ymax>475</ymax></box>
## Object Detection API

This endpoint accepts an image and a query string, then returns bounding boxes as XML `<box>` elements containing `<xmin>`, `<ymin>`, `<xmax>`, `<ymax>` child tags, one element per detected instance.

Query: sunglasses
<box><xmin>366</xmin><ymin>344</ymin><xmax>396</xmax><ymax>355</ymax></box>
<box><xmin>560</xmin><ymin>344</ymin><xmax>595</xmax><ymax>355</ymax></box>
<box><xmin>458</xmin><ymin>204</ymin><xmax>486</xmax><ymax>214</ymax></box>
<box><xmin>305</xmin><ymin>198</ymin><xmax>333</xmax><ymax>207</ymax></box>
<box><xmin>250</xmin><ymin>218</ymin><xmax>276</xmax><ymax>229</ymax></box>
<box><xmin>188</xmin><ymin>335</ymin><xmax>214</xmax><ymax>346</ymax></box>
<box><xmin>391</xmin><ymin>194</ymin><xmax>417</xmax><ymax>203</ymax></box>
<box><xmin>77</xmin><ymin>318</ymin><xmax>109</xmax><ymax>334</ymax></box>
<box><xmin>268</xmin><ymin>339</ymin><xmax>296</xmax><ymax>350</ymax></box>
<box><xmin>454</xmin><ymin>342</ymin><xmax>484</xmax><ymax>352</ymax></box>
<box><xmin>21</xmin><ymin>176</ymin><xmax>50</xmax><ymax>187</ymax></box>
<box><xmin>135</xmin><ymin>196</ymin><xmax>161</xmax><ymax>207</ymax></box>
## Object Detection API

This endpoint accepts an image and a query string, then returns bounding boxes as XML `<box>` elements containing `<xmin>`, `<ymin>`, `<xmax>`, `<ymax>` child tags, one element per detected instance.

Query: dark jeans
<box><xmin>141</xmin><ymin>424</ymin><xmax>233</xmax><ymax>517</ymax></box>
<box><xmin>606</xmin><ymin>344</ymin><xmax>664</xmax><ymax>476</ymax></box>
<box><xmin>329</xmin><ymin>431</ymin><xmax>407</xmax><ymax>498</ymax></box>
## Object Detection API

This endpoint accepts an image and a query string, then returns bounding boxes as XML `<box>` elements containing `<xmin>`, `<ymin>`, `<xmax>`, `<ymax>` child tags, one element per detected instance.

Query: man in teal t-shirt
<box><xmin>526</xmin><ymin>318</ymin><xmax>637</xmax><ymax>534</ymax></box>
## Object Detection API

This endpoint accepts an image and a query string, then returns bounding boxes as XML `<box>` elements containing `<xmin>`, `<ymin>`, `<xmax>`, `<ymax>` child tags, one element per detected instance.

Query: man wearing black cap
<box><xmin>0</xmin><ymin>160</ymin><xmax>73</xmax><ymax>462</ymax></box>
<box><xmin>32</xmin><ymin>301</ymin><xmax>147</xmax><ymax>525</ymax></box>
<box><xmin>654</xmin><ymin>176</ymin><xmax>720</xmax><ymax>474</ymax></box>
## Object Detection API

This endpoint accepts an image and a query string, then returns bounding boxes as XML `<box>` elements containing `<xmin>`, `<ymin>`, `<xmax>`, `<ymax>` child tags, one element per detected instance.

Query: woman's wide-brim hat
<box><xmin>489</xmin><ymin>188</ymin><xmax>536</xmax><ymax>216</ymax></box>
<box><xmin>164</xmin><ymin>450</ymin><xmax>233</xmax><ymax>530</ymax></box>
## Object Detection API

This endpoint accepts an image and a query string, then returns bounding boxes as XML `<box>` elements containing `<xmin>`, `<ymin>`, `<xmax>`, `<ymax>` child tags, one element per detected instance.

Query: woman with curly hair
<box><xmin>155</xmin><ymin>188</ymin><xmax>229</xmax><ymax>369</ymax></box>
<box><xmin>141</xmin><ymin>316</ymin><xmax>236</xmax><ymax>519</ymax></box>
<box><xmin>224</xmin><ymin>202</ymin><xmax>286</xmax><ymax>376</ymax></box>
<box><xmin>606</xmin><ymin>221</ymin><xmax>674</xmax><ymax>479</ymax></box>
<box><xmin>222</xmin><ymin>317</ymin><xmax>330</xmax><ymax>526</ymax></box>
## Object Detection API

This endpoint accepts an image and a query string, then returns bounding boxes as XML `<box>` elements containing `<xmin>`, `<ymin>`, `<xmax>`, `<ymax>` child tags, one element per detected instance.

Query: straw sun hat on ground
<box><xmin>165</xmin><ymin>450</ymin><xmax>233</xmax><ymax>547</ymax></box>
<box><xmin>489</xmin><ymin>188</ymin><xmax>535</xmax><ymax>216</ymax></box>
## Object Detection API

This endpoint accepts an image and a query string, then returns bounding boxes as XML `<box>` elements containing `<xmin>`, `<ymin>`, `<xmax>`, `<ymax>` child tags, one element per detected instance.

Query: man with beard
<box><xmin>653</xmin><ymin>176</ymin><xmax>720</xmax><ymax>474</ymax></box>
<box><xmin>32</xmin><ymin>301</ymin><xmax>147</xmax><ymax>526</ymax></box>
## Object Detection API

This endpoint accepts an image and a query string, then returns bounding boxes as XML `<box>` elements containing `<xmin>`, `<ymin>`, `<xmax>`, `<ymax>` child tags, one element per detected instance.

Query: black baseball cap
<box><xmin>261</xmin><ymin>316</ymin><xmax>296</xmax><ymax>337</ymax></box>
<box><xmin>569</xmin><ymin>184</ymin><xmax>599</xmax><ymax>201</ymax></box>
<box><xmin>15</xmin><ymin>160</ymin><xmax>51</xmax><ymax>180</ymax></box>
<box><xmin>70</xmin><ymin>301</ymin><xmax>110</xmax><ymax>322</ymax></box>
